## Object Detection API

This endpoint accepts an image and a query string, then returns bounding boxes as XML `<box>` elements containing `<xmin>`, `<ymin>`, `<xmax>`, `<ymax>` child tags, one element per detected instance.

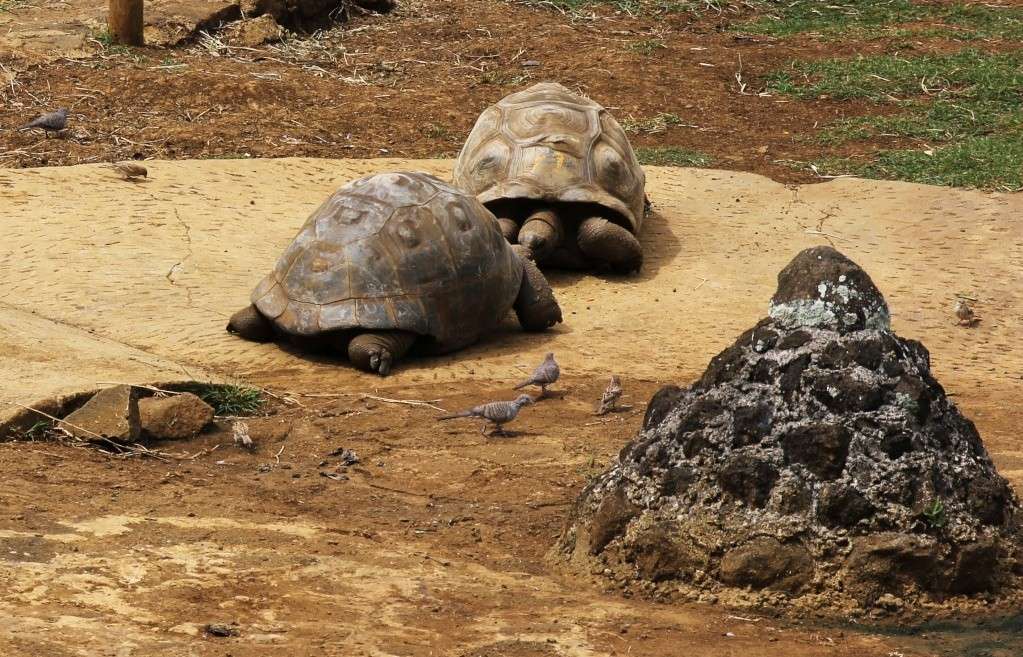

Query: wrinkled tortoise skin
<box><xmin>453</xmin><ymin>82</ymin><xmax>646</xmax><ymax>233</ymax></box>
<box><xmin>250</xmin><ymin>171</ymin><xmax>522</xmax><ymax>348</ymax></box>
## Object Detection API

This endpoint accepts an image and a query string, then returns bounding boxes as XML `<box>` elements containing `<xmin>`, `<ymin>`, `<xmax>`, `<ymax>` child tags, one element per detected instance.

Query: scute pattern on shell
<box><xmin>453</xmin><ymin>82</ymin><xmax>646</xmax><ymax>233</ymax></box>
<box><xmin>251</xmin><ymin>172</ymin><xmax>523</xmax><ymax>345</ymax></box>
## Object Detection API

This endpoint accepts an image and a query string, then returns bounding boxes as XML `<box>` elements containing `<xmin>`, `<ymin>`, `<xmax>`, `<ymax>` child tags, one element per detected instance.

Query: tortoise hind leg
<box><xmin>577</xmin><ymin>216</ymin><xmax>643</xmax><ymax>274</ymax></box>
<box><xmin>511</xmin><ymin>247</ymin><xmax>563</xmax><ymax>331</ymax></box>
<box><xmin>347</xmin><ymin>330</ymin><xmax>418</xmax><ymax>376</ymax></box>
<box><xmin>227</xmin><ymin>304</ymin><xmax>276</xmax><ymax>342</ymax></box>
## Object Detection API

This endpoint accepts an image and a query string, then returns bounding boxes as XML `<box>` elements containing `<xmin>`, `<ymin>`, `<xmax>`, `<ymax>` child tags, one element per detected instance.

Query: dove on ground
<box><xmin>106</xmin><ymin>162</ymin><xmax>148</xmax><ymax>180</ymax></box>
<box><xmin>954</xmin><ymin>298</ymin><xmax>980</xmax><ymax>327</ymax></box>
<box><xmin>514</xmin><ymin>352</ymin><xmax>559</xmax><ymax>396</ymax></box>
<box><xmin>19</xmin><ymin>108</ymin><xmax>69</xmax><ymax>135</ymax></box>
<box><xmin>438</xmin><ymin>394</ymin><xmax>534</xmax><ymax>436</ymax></box>
<box><xmin>595</xmin><ymin>375</ymin><xmax>623</xmax><ymax>416</ymax></box>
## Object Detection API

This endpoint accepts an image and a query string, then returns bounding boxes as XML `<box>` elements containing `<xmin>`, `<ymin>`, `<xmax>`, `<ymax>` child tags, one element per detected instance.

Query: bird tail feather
<box><xmin>513</xmin><ymin>379</ymin><xmax>532</xmax><ymax>390</ymax></box>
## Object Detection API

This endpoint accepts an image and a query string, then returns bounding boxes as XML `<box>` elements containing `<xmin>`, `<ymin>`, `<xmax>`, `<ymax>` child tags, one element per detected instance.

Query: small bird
<box><xmin>595</xmin><ymin>375</ymin><xmax>623</xmax><ymax>416</ymax></box>
<box><xmin>106</xmin><ymin>161</ymin><xmax>148</xmax><ymax>181</ymax></box>
<box><xmin>438</xmin><ymin>394</ymin><xmax>534</xmax><ymax>436</ymax></box>
<box><xmin>954</xmin><ymin>298</ymin><xmax>980</xmax><ymax>327</ymax></box>
<box><xmin>514</xmin><ymin>352</ymin><xmax>560</xmax><ymax>397</ymax></box>
<box><xmin>232</xmin><ymin>421</ymin><xmax>254</xmax><ymax>450</ymax></box>
<box><xmin>19</xmin><ymin>108</ymin><xmax>69</xmax><ymax>136</ymax></box>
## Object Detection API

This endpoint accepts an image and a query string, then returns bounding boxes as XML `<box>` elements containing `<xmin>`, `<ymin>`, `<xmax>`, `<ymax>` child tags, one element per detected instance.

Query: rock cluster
<box><xmin>60</xmin><ymin>386</ymin><xmax>214</xmax><ymax>443</ymax></box>
<box><xmin>555</xmin><ymin>247</ymin><xmax>1021</xmax><ymax>612</ymax></box>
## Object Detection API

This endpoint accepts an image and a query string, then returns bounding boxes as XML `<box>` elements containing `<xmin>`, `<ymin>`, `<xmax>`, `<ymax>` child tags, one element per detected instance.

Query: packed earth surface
<box><xmin>0</xmin><ymin>158</ymin><xmax>1021</xmax><ymax>656</ymax></box>
<box><xmin>3</xmin><ymin>0</ymin><xmax>1023</xmax><ymax>655</ymax></box>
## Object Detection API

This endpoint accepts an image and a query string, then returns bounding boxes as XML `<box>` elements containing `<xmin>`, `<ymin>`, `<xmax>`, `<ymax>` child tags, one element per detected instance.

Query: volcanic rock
<box><xmin>139</xmin><ymin>393</ymin><xmax>214</xmax><ymax>440</ymax></box>
<box><xmin>60</xmin><ymin>385</ymin><xmax>141</xmax><ymax>442</ymax></box>
<box><xmin>555</xmin><ymin>247</ymin><xmax>1021</xmax><ymax>612</ymax></box>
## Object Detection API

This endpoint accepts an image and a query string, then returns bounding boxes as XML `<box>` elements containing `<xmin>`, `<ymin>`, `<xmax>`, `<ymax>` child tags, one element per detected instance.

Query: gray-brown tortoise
<box><xmin>227</xmin><ymin>172</ymin><xmax>563</xmax><ymax>375</ymax></box>
<box><xmin>454</xmin><ymin>82</ymin><xmax>646</xmax><ymax>274</ymax></box>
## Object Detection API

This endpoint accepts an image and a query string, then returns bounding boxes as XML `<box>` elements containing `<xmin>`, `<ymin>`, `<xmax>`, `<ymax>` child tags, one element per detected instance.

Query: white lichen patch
<box><xmin>769</xmin><ymin>277</ymin><xmax>890</xmax><ymax>332</ymax></box>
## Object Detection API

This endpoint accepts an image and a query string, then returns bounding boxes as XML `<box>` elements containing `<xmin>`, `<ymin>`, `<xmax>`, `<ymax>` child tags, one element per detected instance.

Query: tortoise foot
<box><xmin>227</xmin><ymin>304</ymin><xmax>275</xmax><ymax>342</ymax></box>
<box><xmin>347</xmin><ymin>331</ymin><xmax>417</xmax><ymax>376</ymax></box>
<box><xmin>577</xmin><ymin>216</ymin><xmax>643</xmax><ymax>274</ymax></box>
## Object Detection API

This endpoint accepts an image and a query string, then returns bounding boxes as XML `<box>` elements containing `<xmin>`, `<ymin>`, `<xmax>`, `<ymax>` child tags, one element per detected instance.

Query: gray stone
<box><xmin>139</xmin><ymin>393</ymin><xmax>214</xmax><ymax>440</ymax></box>
<box><xmin>61</xmin><ymin>385</ymin><xmax>140</xmax><ymax>442</ymax></box>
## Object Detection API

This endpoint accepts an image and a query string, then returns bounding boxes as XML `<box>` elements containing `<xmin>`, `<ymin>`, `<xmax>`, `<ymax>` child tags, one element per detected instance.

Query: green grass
<box><xmin>179</xmin><ymin>383</ymin><xmax>264</xmax><ymax>416</ymax></box>
<box><xmin>628</xmin><ymin>38</ymin><xmax>667</xmax><ymax>55</ymax></box>
<box><xmin>636</xmin><ymin>146</ymin><xmax>712</xmax><ymax>167</ymax></box>
<box><xmin>738</xmin><ymin>0</ymin><xmax>1023</xmax><ymax>40</ymax></box>
<box><xmin>767</xmin><ymin>49</ymin><xmax>1023</xmax><ymax>188</ymax></box>
<box><xmin>765</xmin><ymin>50</ymin><xmax>1023</xmax><ymax>103</ymax></box>
<box><xmin>621</xmin><ymin>112</ymin><xmax>684</xmax><ymax>134</ymax></box>
<box><xmin>810</xmin><ymin>136</ymin><xmax>1023</xmax><ymax>190</ymax></box>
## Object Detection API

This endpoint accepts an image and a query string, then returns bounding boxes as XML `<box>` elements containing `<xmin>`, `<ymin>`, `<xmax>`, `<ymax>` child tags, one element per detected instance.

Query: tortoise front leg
<box><xmin>518</xmin><ymin>207</ymin><xmax>564</xmax><ymax>262</ymax></box>
<box><xmin>577</xmin><ymin>216</ymin><xmax>643</xmax><ymax>274</ymax></box>
<box><xmin>347</xmin><ymin>330</ymin><xmax>417</xmax><ymax>376</ymax></box>
<box><xmin>511</xmin><ymin>246</ymin><xmax>563</xmax><ymax>331</ymax></box>
<box><xmin>495</xmin><ymin>216</ymin><xmax>520</xmax><ymax>243</ymax></box>
<box><xmin>226</xmin><ymin>304</ymin><xmax>276</xmax><ymax>342</ymax></box>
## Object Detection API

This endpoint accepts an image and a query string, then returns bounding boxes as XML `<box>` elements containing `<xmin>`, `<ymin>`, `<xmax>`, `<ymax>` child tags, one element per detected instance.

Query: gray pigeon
<box><xmin>439</xmin><ymin>394</ymin><xmax>534</xmax><ymax>436</ymax></box>
<box><xmin>19</xmin><ymin>108</ymin><xmax>69</xmax><ymax>135</ymax></box>
<box><xmin>514</xmin><ymin>352</ymin><xmax>559</xmax><ymax>397</ymax></box>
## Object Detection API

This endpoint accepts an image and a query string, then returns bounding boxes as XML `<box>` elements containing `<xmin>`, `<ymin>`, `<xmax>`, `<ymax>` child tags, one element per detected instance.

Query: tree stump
<box><xmin>108</xmin><ymin>0</ymin><xmax>144</xmax><ymax>46</ymax></box>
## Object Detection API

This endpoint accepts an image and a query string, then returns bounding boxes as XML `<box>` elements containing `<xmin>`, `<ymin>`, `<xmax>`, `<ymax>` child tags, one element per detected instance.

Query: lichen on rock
<box><xmin>554</xmin><ymin>246</ymin><xmax>1021</xmax><ymax>614</ymax></box>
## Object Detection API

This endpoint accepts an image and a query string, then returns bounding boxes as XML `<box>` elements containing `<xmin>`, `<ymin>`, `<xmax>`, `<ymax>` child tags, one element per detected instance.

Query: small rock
<box><xmin>876</xmin><ymin>593</ymin><xmax>904</xmax><ymax>611</ymax></box>
<box><xmin>61</xmin><ymin>385</ymin><xmax>140</xmax><ymax>442</ymax></box>
<box><xmin>225</xmin><ymin>14</ymin><xmax>282</xmax><ymax>47</ymax></box>
<box><xmin>327</xmin><ymin>447</ymin><xmax>360</xmax><ymax>465</ymax></box>
<box><xmin>139</xmin><ymin>393</ymin><xmax>214</xmax><ymax>440</ymax></box>
<box><xmin>203</xmin><ymin>623</ymin><xmax>238</xmax><ymax>637</ymax></box>
<box><xmin>521</xmin><ymin>60</ymin><xmax>541</xmax><ymax>67</ymax></box>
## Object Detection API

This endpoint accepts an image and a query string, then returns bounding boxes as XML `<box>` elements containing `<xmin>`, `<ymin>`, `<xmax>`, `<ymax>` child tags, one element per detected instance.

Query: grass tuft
<box><xmin>636</xmin><ymin>147</ymin><xmax>712</xmax><ymax>167</ymax></box>
<box><xmin>179</xmin><ymin>383</ymin><xmax>264</xmax><ymax>416</ymax></box>
<box><xmin>628</xmin><ymin>38</ymin><xmax>667</xmax><ymax>55</ymax></box>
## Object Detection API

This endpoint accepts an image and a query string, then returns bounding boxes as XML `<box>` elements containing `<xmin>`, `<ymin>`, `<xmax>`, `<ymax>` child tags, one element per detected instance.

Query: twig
<box><xmin>7</xmin><ymin>402</ymin><xmax>106</xmax><ymax>441</ymax></box>
<box><xmin>274</xmin><ymin>440</ymin><xmax>286</xmax><ymax>465</ymax></box>
<box><xmin>362</xmin><ymin>394</ymin><xmax>448</xmax><ymax>412</ymax></box>
<box><xmin>5</xmin><ymin>402</ymin><xmax>168</xmax><ymax>461</ymax></box>
<box><xmin>726</xmin><ymin>615</ymin><xmax>761</xmax><ymax>623</ymax></box>
<box><xmin>694</xmin><ymin>276</ymin><xmax>708</xmax><ymax>290</ymax></box>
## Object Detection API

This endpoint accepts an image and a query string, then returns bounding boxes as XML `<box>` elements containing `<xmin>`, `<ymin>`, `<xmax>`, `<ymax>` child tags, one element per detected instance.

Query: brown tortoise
<box><xmin>227</xmin><ymin>172</ymin><xmax>562</xmax><ymax>375</ymax></box>
<box><xmin>453</xmin><ymin>82</ymin><xmax>646</xmax><ymax>274</ymax></box>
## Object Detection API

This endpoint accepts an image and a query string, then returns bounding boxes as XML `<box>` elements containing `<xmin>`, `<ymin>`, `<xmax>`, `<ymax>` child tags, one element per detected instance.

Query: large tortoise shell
<box><xmin>251</xmin><ymin>172</ymin><xmax>522</xmax><ymax>345</ymax></box>
<box><xmin>453</xmin><ymin>82</ymin><xmax>646</xmax><ymax>233</ymax></box>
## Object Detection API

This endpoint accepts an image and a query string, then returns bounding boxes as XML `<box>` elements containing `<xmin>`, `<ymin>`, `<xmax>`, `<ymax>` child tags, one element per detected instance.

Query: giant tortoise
<box><xmin>227</xmin><ymin>172</ymin><xmax>563</xmax><ymax>375</ymax></box>
<box><xmin>453</xmin><ymin>82</ymin><xmax>646</xmax><ymax>274</ymax></box>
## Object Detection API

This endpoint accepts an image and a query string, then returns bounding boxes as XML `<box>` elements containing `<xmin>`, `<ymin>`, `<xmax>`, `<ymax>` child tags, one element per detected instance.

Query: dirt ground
<box><xmin>1</xmin><ymin>0</ymin><xmax>997</xmax><ymax>180</ymax></box>
<box><xmin>3</xmin><ymin>377</ymin><xmax>1018</xmax><ymax>657</ymax></box>
<box><xmin>0</xmin><ymin>158</ymin><xmax>1021</xmax><ymax>655</ymax></box>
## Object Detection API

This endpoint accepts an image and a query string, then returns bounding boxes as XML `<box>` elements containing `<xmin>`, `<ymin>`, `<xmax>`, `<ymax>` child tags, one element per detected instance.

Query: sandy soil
<box><xmin>0</xmin><ymin>158</ymin><xmax>1021</xmax><ymax>655</ymax></box>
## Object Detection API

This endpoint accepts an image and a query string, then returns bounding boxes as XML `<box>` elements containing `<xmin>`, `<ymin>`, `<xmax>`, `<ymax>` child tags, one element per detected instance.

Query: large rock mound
<box><xmin>555</xmin><ymin>247</ymin><xmax>1021</xmax><ymax>614</ymax></box>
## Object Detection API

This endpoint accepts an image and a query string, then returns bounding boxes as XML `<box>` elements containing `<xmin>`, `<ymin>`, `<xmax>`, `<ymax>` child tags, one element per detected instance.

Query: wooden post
<box><xmin>108</xmin><ymin>0</ymin><xmax>144</xmax><ymax>46</ymax></box>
